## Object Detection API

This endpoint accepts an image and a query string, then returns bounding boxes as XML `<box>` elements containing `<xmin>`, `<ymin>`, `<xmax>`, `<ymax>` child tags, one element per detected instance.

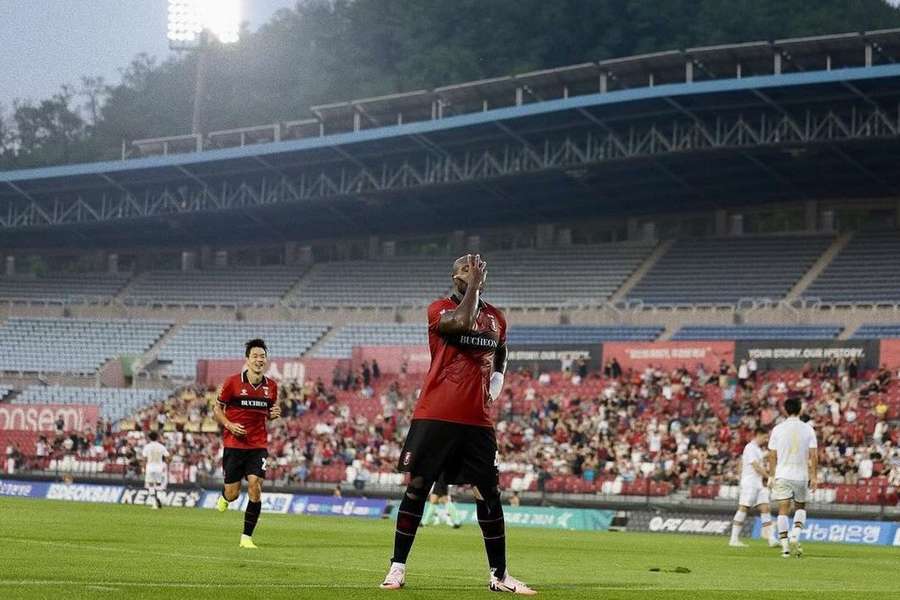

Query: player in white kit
<box><xmin>767</xmin><ymin>397</ymin><xmax>818</xmax><ymax>558</ymax></box>
<box><xmin>142</xmin><ymin>431</ymin><xmax>170</xmax><ymax>509</ymax></box>
<box><xmin>729</xmin><ymin>427</ymin><xmax>777</xmax><ymax>547</ymax></box>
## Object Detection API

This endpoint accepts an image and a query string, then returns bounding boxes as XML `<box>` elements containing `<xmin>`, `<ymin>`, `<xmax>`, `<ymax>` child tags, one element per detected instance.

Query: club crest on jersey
<box><xmin>240</xmin><ymin>388</ymin><xmax>248</xmax><ymax>396</ymax></box>
<box><xmin>488</xmin><ymin>315</ymin><xmax>497</xmax><ymax>332</ymax></box>
<box><xmin>402</xmin><ymin>451</ymin><xmax>412</xmax><ymax>466</ymax></box>
<box><xmin>263</xmin><ymin>387</ymin><xmax>270</xmax><ymax>395</ymax></box>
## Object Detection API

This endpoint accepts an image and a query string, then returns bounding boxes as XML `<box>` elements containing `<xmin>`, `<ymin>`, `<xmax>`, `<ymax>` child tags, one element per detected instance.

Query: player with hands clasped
<box><xmin>213</xmin><ymin>338</ymin><xmax>281</xmax><ymax>549</ymax></box>
<box><xmin>380</xmin><ymin>254</ymin><xmax>535</xmax><ymax>594</ymax></box>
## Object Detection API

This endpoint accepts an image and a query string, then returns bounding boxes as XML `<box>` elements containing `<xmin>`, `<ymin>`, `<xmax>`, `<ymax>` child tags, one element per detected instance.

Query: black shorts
<box><xmin>223</xmin><ymin>448</ymin><xmax>268</xmax><ymax>484</ymax></box>
<box><xmin>399</xmin><ymin>419</ymin><xmax>498</xmax><ymax>488</ymax></box>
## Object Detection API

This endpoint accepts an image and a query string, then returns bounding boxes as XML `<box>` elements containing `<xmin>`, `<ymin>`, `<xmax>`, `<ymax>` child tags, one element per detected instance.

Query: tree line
<box><xmin>2</xmin><ymin>0</ymin><xmax>899</xmax><ymax>170</ymax></box>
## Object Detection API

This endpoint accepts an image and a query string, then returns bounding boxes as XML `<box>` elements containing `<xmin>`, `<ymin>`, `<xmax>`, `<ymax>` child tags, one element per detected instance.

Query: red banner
<box><xmin>879</xmin><ymin>339</ymin><xmax>900</xmax><ymax>369</ymax></box>
<box><xmin>602</xmin><ymin>341</ymin><xmax>735</xmax><ymax>371</ymax></box>
<box><xmin>196</xmin><ymin>357</ymin><xmax>348</xmax><ymax>387</ymax></box>
<box><xmin>351</xmin><ymin>345</ymin><xmax>431</xmax><ymax>375</ymax></box>
<box><xmin>0</xmin><ymin>404</ymin><xmax>99</xmax><ymax>432</ymax></box>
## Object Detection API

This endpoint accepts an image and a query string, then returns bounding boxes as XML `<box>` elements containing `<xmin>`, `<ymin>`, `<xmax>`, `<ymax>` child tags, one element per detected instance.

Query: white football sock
<box><xmin>731</xmin><ymin>510</ymin><xmax>746</xmax><ymax>541</ymax></box>
<box><xmin>777</xmin><ymin>515</ymin><xmax>790</xmax><ymax>552</ymax></box>
<box><xmin>760</xmin><ymin>512</ymin><xmax>773</xmax><ymax>540</ymax></box>
<box><xmin>791</xmin><ymin>509</ymin><xmax>807</xmax><ymax>541</ymax></box>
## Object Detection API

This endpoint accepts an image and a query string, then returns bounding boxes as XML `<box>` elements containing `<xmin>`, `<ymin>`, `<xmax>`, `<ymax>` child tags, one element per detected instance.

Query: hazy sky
<box><xmin>0</xmin><ymin>0</ymin><xmax>298</xmax><ymax>108</ymax></box>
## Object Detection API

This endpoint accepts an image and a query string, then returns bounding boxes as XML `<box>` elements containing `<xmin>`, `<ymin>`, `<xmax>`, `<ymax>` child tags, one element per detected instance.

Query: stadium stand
<box><xmin>313</xmin><ymin>323</ymin><xmax>664</xmax><ymax>359</ymax></box>
<box><xmin>156</xmin><ymin>320</ymin><xmax>331</xmax><ymax>378</ymax></box>
<box><xmin>0</xmin><ymin>317</ymin><xmax>172</xmax><ymax>374</ymax></box>
<box><xmin>0</xmin><ymin>273</ymin><xmax>130</xmax><ymax>301</ymax></box>
<box><xmin>311</xmin><ymin>323</ymin><xmax>425</xmax><ymax>358</ymax></box>
<box><xmin>852</xmin><ymin>324</ymin><xmax>900</xmax><ymax>339</ymax></box>
<box><xmin>804</xmin><ymin>230</ymin><xmax>900</xmax><ymax>303</ymax></box>
<box><xmin>11</xmin><ymin>386</ymin><xmax>168</xmax><ymax>422</ymax></box>
<box><xmin>485</xmin><ymin>245</ymin><xmax>654</xmax><ymax>307</ymax></box>
<box><xmin>507</xmin><ymin>325</ymin><xmax>662</xmax><ymax>344</ymax></box>
<box><xmin>672</xmin><ymin>325</ymin><xmax>843</xmax><ymax>340</ymax></box>
<box><xmin>8</xmin><ymin>361</ymin><xmax>896</xmax><ymax>507</ymax></box>
<box><xmin>291</xmin><ymin>257</ymin><xmax>448</xmax><ymax>308</ymax></box>
<box><xmin>291</xmin><ymin>244</ymin><xmax>654</xmax><ymax>308</ymax></box>
<box><xmin>627</xmin><ymin>236</ymin><xmax>833</xmax><ymax>305</ymax></box>
<box><xmin>124</xmin><ymin>267</ymin><xmax>304</xmax><ymax>306</ymax></box>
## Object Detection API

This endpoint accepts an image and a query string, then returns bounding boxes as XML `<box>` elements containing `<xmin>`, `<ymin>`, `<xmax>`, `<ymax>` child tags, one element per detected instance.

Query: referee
<box><xmin>380</xmin><ymin>254</ymin><xmax>536</xmax><ymax>595</ymax></box>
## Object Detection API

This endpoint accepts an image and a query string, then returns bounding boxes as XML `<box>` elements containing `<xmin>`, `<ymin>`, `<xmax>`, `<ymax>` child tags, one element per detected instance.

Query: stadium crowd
<box><xmin>7</xmin><ymin>358</ymin><xmax>900</xmax><ymax>502</ymax></box>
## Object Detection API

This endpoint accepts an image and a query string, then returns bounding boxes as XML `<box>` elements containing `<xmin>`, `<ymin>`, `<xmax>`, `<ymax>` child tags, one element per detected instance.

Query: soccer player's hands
<box><xmin>269</xmin><ymin>404</ymin><xmax>282</xmax><ymax>420</ymax></box>
<box><xmin>809</xmin><ymin>477</ymin><xmax>817</xmax><ymax>493</ymax></box>
<box><xmin>225</xmin><ymin>421</ymin><xmax>247</xmax><ymax>436</ymax></box>
<box><xmin>465</xmin><ymin>254</ymin><xmax>487</xmax><ymax>289</ymax></box>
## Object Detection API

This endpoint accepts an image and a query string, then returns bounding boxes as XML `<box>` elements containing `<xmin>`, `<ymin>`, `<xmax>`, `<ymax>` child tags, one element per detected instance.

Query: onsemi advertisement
<box><xmin>0</xmin><ymin>404</ymin><xmax>99</xmax><ymax>432</ymax></box>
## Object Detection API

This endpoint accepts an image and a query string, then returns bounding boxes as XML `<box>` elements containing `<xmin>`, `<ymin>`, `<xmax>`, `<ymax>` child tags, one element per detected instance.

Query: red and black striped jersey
<box><xmin>412</xmin><ymin>295</ymin><xmax>507</xmax><ymax>428</ymax></box>
<box><xmin>217</xmin><ymin>371</ymin><xmax>277</xmax><ymax>449</ymax></box>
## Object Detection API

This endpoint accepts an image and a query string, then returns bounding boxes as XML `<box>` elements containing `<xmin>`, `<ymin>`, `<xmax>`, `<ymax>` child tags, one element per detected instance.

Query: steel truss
<box><xmin>3</xmin><ymin>104</ymin><xmax>900</xmax><ymax>229</ymax></box>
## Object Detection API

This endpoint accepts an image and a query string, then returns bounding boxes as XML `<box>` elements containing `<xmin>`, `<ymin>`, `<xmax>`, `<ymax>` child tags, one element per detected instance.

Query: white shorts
<box><xmin>738</xmin><ymin>484</ymin><xmax>770</xmax><ymax>507</ymax></box>
<box><xmin>771</xmin><ymin>478</ymin><xmax>808</xmax><ymax>503</ymax></box>
<box><xmin>145</xmin><ymin>465</ymin><xmax>168</xmax><ymax>491</ymax></box>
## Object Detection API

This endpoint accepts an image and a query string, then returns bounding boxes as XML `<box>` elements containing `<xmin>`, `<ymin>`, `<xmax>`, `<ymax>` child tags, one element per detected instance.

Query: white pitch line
<box><xmin>0</xmin><ymin>580</ymin><xmax>895</xmax><ymax>593</ymax></box>
<box><xmin>0</xmin><ymin>536</ymin><xmax>478</xmax><ymax>581</ymax></box>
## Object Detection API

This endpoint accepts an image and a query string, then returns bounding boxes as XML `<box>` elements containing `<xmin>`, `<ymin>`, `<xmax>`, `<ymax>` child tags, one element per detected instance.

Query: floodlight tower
<box><xmin>167</xmin><ymin>0</ymin><xmax>241</xmax><ymax>136</ymax></box>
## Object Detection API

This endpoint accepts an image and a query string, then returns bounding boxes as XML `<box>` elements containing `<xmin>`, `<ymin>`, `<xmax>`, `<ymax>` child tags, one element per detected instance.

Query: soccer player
<box><xmin>421</xmin><ymin>475</ymin><xmax>462</xmax><ymax>528</ymax></box>
<box><xmin>729</xmin><ymin>427</ymin><xmax>777</xmax><ymax>547</ymax></box>
<box><xmin>767</xmin><ymin>396</ymin><xmax>818</xmax><ymax>558</ymax></box>
<box><xmin>213</xmin><ymin>338</ymin><xmax>281</xmax><ymax>549</ymax></box>
<box><xmin>380</xmin><ymin>254</ymin><xmax>536</xmax><ymax>595</ymax></box>
<box><xmin>142</xmin><ymin>431</ymin><xmax>169</xmax><ymax>510</ymax></box>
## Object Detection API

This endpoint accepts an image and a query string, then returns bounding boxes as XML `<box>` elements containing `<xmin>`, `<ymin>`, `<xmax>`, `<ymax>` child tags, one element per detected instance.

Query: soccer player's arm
<box><xmin>766</xmin><ymin>434</ymin><xmax>778</xmax><ymax>488</ymax></box>
<box><xmin>489</xmin><ymin>313</ymin><xmax>508</xmax><ymax>403</ymax></box>
<box><xmin>213</xmin><ymin>380</ymin><xmax>246</xmax><ymax>436</ymax></box>
<box><xmin>808</xmin><ymin>429</ymin><xmax>818</xmax><ymax>491</ymax></box>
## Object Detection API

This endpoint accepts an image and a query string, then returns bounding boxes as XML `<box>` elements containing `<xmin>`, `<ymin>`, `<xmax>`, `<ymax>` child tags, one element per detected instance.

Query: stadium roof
<box><xmin>5</xmin><ymin>30</ymin><xmax>900</xmax><ymax>248</ymax></box>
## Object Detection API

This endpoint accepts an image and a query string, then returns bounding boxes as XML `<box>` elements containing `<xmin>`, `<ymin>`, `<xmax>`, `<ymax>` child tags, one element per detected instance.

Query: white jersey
<box><xmin>768</xmin><ymin>417</ymin><xmax>817</xmax><ymax>482</ymax></box>
<box><xmin>740</xmin><ymin>440</ymin><xmax>766</xmax><ymax>487</ymax></box>
<box><xmin>142</xmin><ymin>441</ymin><xmax>169</xmax><ymax>468</ymax></box>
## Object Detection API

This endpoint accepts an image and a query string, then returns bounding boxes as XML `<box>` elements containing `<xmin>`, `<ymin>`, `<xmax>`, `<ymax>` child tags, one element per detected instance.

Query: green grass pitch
<box><xmin>0</xmin><ymin>498</ymin><xmax>897</xmax><ymax>599</ymax></box>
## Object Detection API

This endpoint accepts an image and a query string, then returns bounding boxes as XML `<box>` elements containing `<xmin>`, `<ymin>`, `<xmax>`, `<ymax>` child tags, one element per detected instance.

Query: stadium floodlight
<box><xmin>167</xmin><ymin>0</ymin><xmax>240</xmax><ymax>50</ymax></box>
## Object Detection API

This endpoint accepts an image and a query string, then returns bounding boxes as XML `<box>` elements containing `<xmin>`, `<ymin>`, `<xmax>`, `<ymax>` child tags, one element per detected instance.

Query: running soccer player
<box><xmin>421</xmin><ymin>475</ymin><xmax>462</xmax><ymax>529</ymax></box>
<box><xmin>142</xmin><ymin>431</ymin><xmax>169</xmax><ymax>510</ymax></box>
<box><xmin>213</xmin><ymin>338</ymin><xmax>281</xmax><ymax>549</ymax></box>
<box><xmin>768</xmin><ymin>396</ymin><xmax>818</xmax><ymax>558</ymax></box>
<box><xmin>729</xmin><ymin>427</ymin><xmax>777</xmax><ymax>547</ymax></box>
<box><xmin>380</xmin><ymin>254</ymin><xmax>535</xmax><ymax>595</ymax></box>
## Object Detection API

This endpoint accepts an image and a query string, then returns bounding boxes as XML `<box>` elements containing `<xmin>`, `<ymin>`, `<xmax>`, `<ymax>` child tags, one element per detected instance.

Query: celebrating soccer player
<box><xmin>729</xmin><ymin>427</ymin><xmax>777</xmax><ymax>547</ymax></box>
<box><xmin>767</xmin><ymin>396</ymin><xmax>818</xmax><ymax>558</ymax></box>
<box><xmin>213</xmin><ymin>338</ymin><xmax>281</xmax><ymax>549</ymax></box>
<box><xmin>380</xmin><ymin>254</ymin><xmax>536</xmax><ymax>594</ymax></box>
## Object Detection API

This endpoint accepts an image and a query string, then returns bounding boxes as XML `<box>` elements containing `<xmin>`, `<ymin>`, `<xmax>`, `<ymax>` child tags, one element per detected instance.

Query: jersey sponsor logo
<box><xmin>240</xmin><ymin>388</ymin><xmax>248</xmax><ymax>396</ymax></box>
<box><xmin>648</xmin><ymin>516</ymin><xmax>731</xmax><ymax>535</ymax></box>
<box><xmin>236</xmin><ymin>398</ymin><xmax>269</xmax><ymax>409</ymax></box>
<box><xmin>456</xmin><ymin>334</ymin><xmax>498</xmax><ymax>349</ymax></box>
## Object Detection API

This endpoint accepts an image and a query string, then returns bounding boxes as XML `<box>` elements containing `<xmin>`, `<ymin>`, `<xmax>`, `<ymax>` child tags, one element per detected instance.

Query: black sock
<box><xmin>243</xmin><ymin>500</ymin><xmax>262</xmax><ymax>536</ymax></box>
<box><xmin>390</xmin><ymin>491</ymin><xmax>427</xmax><ymax>564</ymax></box>
<box><xmin>477</xmin><ymin>498</ymin><xmax>506</xmax><ymax>577</ymax></box>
